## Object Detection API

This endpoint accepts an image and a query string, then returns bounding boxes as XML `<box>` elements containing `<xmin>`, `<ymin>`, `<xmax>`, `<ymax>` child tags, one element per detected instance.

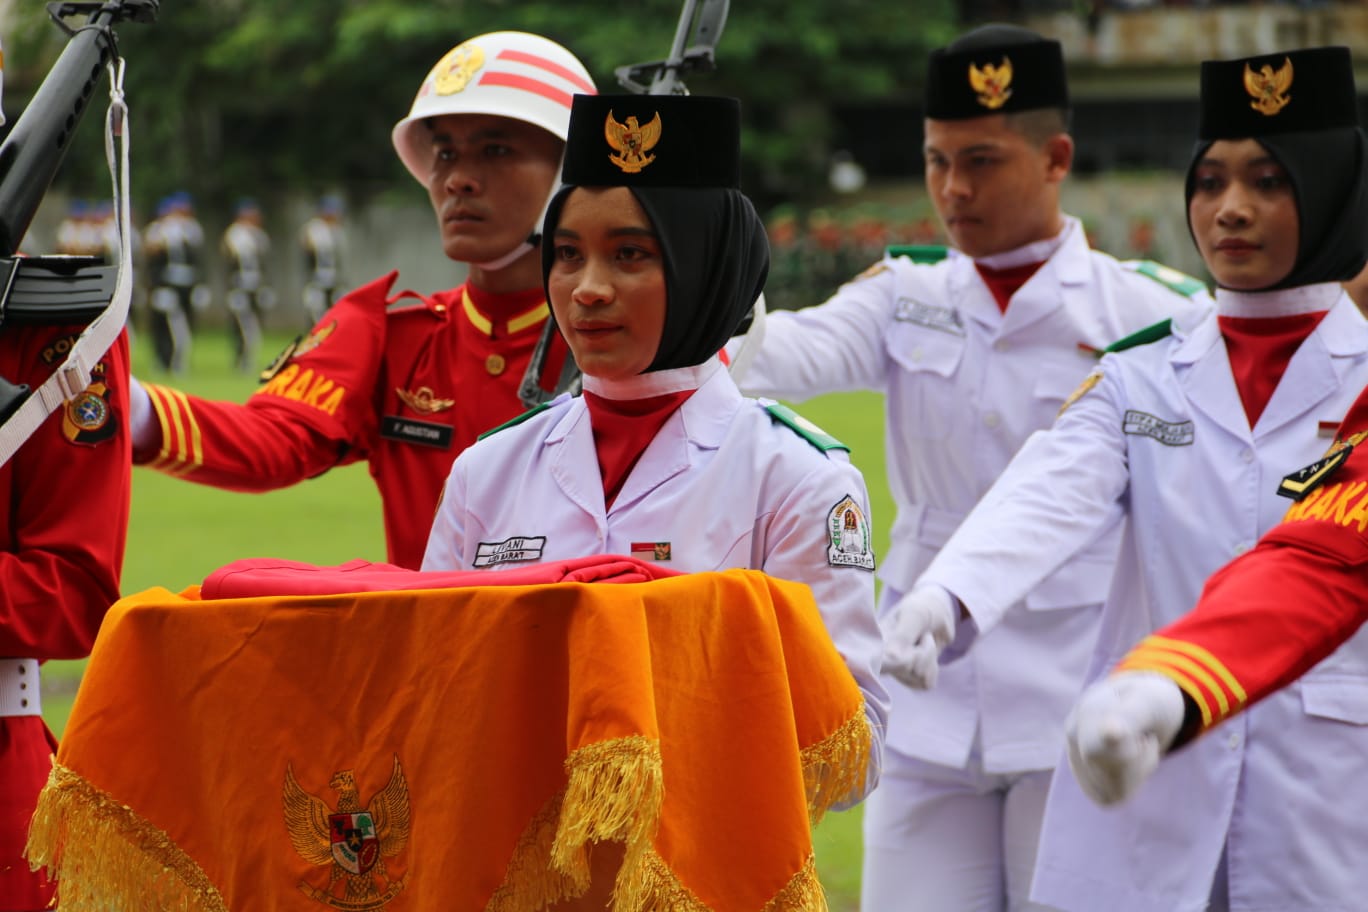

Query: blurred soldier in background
<box><xmin>54</xmin><ymin>199</ymin><xmax>98</xmax><ymax>256</ymax></box>
<box><xmin>300</xmin><ymin>194</ymin><xmax>346</xmax><ymax>327</ymax></box>
<box><xmin>221</xmin><ymin>197</ymin><xmax>274</xmax><ymax>373</ymax></box>
<box><xmin>142</xmin><ymin>191</ymin><xmax>207</xmax><ymax>374</ymax></box>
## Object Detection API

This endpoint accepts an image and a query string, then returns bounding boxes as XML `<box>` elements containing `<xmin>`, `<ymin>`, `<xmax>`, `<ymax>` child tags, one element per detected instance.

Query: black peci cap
<box><xmin>1197</xmin><ymin>46</ymin><xmax>1359</xmax><ymax>139</ymax></box>
<box><xmin>559</xmin><ymin>93</ymin><xmax>741</xmax><ymax>189</ymax></box>
<box><xmin>924</xmin><ymin>24</ymin><xmax>1068</xmax><ymax>120</ymax></box>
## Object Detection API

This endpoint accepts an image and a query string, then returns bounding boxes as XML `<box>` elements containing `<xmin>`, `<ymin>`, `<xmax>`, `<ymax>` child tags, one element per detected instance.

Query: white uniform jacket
<box><xmin>920</xmin><ymin>286</ymin><xmax>1368</xmax><ymax>912</ymax></box>
<box><xmin>735</xmin><ymin>216</ymin><xmax>1211</xmax><ymax>772</ymax></box>
<box><xmin>422</xmin><ymin>358</ymin><xmax>890</xmax><ymax>796</ymax></box>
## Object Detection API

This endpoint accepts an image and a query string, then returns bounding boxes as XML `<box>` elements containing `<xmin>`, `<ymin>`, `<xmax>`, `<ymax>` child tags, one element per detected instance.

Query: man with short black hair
<box><xmin>730</xmin><ymin>23</ymin><xmax>1209</xmax><ymax>911</ymax></box>
<box><xmin>128</xmin><ymin>32</ymin><xmax>593</xmax><ymax>569</ymax></box>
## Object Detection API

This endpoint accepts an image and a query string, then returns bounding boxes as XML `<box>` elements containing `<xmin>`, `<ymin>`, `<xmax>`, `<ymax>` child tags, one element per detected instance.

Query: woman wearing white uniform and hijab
<box><xmin>885</xmin><ymin>45</ymin><xmax>1368</xmax><ymax>912</ymax></box>
<box><xmin>422</xmin><ymin>92</ymin><xmax>888</xmax><ymax>786</ymax></box>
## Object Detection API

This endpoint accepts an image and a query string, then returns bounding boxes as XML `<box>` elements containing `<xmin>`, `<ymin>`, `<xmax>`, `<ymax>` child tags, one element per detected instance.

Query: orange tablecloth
<box><xmin>27</xmin><ymin>561</ymin><xmax>869</xmax><ymax>911</ymax></box>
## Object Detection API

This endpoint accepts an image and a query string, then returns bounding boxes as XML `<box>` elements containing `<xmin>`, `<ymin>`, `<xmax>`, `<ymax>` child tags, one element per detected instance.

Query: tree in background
<box><xmin>2</xmin><ymin>0</ymin><xmax>956</xmax><ymax>215</ymax></box>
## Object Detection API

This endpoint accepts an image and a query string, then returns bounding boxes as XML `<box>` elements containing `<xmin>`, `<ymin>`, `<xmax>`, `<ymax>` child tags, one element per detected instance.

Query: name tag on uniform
<box><xmin>474</xmin><ymin>536</ymin><xmax>547</xmax><ymax>567</ymax></box>
<box><xmin>380</xmin><ymin>416</ymin><xmax>453</xmax><ymax>449</ymax></box>
<box><xmin>893</xmin><ymin>298</ymin><xmax>963</xmax><ymax>336</ymax></box>
<box><xmin>1123</xmin><ymin>410</ymin><xmax>1194</xmax><ymax>446</ymax></box>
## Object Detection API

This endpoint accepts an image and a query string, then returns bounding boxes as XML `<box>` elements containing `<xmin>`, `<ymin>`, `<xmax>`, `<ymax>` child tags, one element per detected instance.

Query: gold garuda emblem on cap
<box><xmin>284</xmin><ymin>755</ymin><xmax>411</xmax><ymax>910</ymax></box>
<box><xmin>433</xmin><ymin>43</ymin><xmax>485</xmax><ymax>96</ymax></box>
<box><xmin>969</xmin><ymin>57</ymin><xmax>1013</xmax><ymax>110</ymax></box>
<box><xmin>1243</xmin><ymin>57</ymin><xmax>1292</xmax><ymax>117</ymax></box>
<box><xmin>605</xmin><ymin>110</ymin><xmax>662</xmax><ymax>173</ymax></box>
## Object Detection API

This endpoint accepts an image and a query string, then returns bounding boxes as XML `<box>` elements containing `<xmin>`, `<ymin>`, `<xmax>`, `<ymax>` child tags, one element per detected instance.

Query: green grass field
<box><xmin>40</xmin><ymin>327</ymin><xmax>891</xmax><ymax>910</ymax></box>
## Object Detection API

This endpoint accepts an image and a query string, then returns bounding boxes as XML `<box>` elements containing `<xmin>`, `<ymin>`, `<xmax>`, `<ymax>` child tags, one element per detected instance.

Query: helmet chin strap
<box><xmin>473</xmin><ymin>169</ymin><xmax>564</xmax><ymax>274</ymax></box>
<box><xmin>474</xmin><ymin>237</ymin><xmax>536</xmax><ymax>272</ymax></box>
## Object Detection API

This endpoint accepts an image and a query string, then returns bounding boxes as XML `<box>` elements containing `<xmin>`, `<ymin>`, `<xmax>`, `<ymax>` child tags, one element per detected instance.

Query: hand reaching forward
<box><xmin>1066</xmin><ymin>671</ymin><xmax>1186</xmax><ymax>806</ymax></box>
<box><xmin>881</xmin><ymin>584</ymin><xmax>957</xmax><ymax>690</ymax></box>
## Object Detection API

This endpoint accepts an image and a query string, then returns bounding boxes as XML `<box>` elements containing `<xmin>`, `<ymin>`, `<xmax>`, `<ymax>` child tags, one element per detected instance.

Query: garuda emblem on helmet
<box><xmin>968</xmin><ymin>57</ymin><xmax>1013</xmax><ymax>110</ymax></box>
<box><xmin>283</xmin><ymin>755</ymin><xmax>412</xmax><ymax>910</ymax></box>
<box><xmin>604</xmin><ymin>110</ymin><xmax>662</xmax><ymax>173</ymax></box>
<box><xmin>433</xmin><ymin>43</ymin><xmax>486</xmax><ymax>96</ymax></box>
<box><xmin>1243</xmin><ymin>57</ymin><xmax>1293</xmax><ymax>117</ymax></box>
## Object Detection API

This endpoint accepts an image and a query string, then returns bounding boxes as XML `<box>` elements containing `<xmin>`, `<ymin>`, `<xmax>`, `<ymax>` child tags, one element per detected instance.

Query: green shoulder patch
<box><xmin>478</xmin><ymin>401</ymin><xmax>552</xmax><ymax>441</ymax></box>
<box><xmin>766</xmin><ymin>403</ymin><xmax>850</xmax><ymax>453</ymax></box>
<box><xmin>1128</xmin><ymin>260</ymin><xmax>1209</xmax><ymax>298</ymax></box>
<box><xmin>885</xmin><ymin>244</ymin><xmax>949</xmax><ymax>265</ymax></box>
<box><xmin>1104</xmin><ymin>318</ymin><xmax>1174</xmax><ymax>355</ymax></box>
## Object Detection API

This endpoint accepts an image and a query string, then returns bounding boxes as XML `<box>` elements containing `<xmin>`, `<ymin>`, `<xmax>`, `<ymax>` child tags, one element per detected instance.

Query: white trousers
<box><xmin>861</xmin><ymin>744</ymin><xmax>1060</xmax><ymax>912</ymax></box>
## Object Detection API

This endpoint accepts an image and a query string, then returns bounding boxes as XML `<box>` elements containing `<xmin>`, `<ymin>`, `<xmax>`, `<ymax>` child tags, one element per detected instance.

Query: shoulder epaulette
<box><xmin>478</xmin><ymin>401</ymin><xmax>552</xmax><ymax>441</ymax></box>
<box><xmin>1104</xmin><ymin>318</ymin><xmax>1173</xmax><ymax>354</ymax></box>
<box><xmin>885</xmin><ymin>244</ymin><xmax>949</xmax><ymax>265</ymax></box>
<box><xmin>765</xmin><ymin>403</ymin><xmax>850</xmax><ymax>453</ymax></box>
<box><xmin>1127</xmin><ymin>260</ymin><xmax>1209</xmax><ymax>298</ymax></box>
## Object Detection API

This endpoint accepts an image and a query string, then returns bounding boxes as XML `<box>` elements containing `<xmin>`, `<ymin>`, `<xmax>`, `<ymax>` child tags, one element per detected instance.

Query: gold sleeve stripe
<box><xmin>1117</xmin><ymin>636</ymin><xmax>1249</xmax><ymax>731</ymax></box>
<box><xmin>176</xmin><ymin>387</ymin><xmax>205</xmax><ymax>470</ymax></box>
<box><xmin>145</xmin><ymin>384</ymin><xmax>203</xmax><ymax>473</ymax></box>
<box><xmin>1116</xmin><ymin>649</ymin><xmax>1226</xmax><ymax>725</ymax></box>
<box><xmin>1116</xmin><ymin>654</ymin><xmax>1213</xmax><ymax>726</ymax></box>
<box><xmin>1144</xmin><ymin>635</ymin><xmax>1247</xmax><ymax>703</ymax></box>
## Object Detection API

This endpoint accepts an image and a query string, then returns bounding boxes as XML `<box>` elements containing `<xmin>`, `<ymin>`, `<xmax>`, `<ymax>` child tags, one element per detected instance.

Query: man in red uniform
<box><xmin>129</xmin><ymin>31</ymin><xmax>595</xmax><ymax>569</ymax></box>
<box><xmin>1066</xmin><ymin>380</ymin><xmax>1368</xmax><ymax>805</ymax></box>
<box><xmin>1</xmin><ymin>322</ymin><xmax>130</xmax><ymax>908</ymax></box>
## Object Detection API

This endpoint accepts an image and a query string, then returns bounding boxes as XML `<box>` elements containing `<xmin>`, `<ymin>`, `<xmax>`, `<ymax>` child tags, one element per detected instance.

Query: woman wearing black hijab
<box><xmin>421</xmin><ymin>92</ymin><xmax>889</xmax><ymax>802</ymax></box>
<box><xmin>923</xmin><ymin>45</ymin><xmax>1368</xmax><ymax>912</ymax></box>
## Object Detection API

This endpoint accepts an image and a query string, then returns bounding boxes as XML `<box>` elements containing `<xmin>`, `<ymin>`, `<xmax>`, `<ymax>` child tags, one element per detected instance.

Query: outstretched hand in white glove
<box><xmin>881</xmin><ymin>584</ymin><xmax>957</xmax><ymax>690</ymax></box>
<box><xmin>1066</xmin><ymin>671</ymin><xmax>1186</xmax><ymax>807</ymax></box>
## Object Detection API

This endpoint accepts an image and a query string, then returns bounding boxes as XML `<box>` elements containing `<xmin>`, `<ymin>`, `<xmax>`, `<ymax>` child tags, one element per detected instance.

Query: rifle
<box><xmin>517</xmin><ymin>0</ymin><xmax>732</xmax><ymax>408</ymax></box>
<box><xmin>0</xmin><ymin>0</ymin><xmax>156</xmax><ymax>455</ymax></box>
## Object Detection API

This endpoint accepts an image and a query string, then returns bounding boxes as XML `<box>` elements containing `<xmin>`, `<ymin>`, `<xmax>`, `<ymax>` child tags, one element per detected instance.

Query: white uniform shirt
<box><xmin>921</xmin><ymin>284</ymin><xmax>1368</xmax><ymax>912</ymax></box>
<box><xmin>422</xmin><ymin>358</ymin><xmax>890</xmax><ymax>797</ymax></box>
<box><xmin>734</xmin><ymin>216</ymin><xmax>1211</xmax><ymax>772</ymax></box>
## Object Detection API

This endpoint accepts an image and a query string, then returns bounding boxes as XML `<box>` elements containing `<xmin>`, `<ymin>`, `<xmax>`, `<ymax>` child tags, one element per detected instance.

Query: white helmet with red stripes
<box><xmin>391</xmin><ymin>31</ymin><xmax>596</xmax><ymax>186</ymax></box>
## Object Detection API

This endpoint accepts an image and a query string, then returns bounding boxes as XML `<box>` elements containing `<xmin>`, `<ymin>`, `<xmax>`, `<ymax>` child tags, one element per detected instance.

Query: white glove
<box><xmin>1066</xmin><ymin>671</ymin><xmax>1186</xmax><ymax>807</ymax></box>
<box><xmin>881</xmin><ymin>584</ymin><xmax>957</xmax><ymax>690</ymax></box>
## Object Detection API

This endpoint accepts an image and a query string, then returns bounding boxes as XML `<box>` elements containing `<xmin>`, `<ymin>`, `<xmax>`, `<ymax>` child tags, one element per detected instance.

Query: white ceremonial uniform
<box><xmin>920</xmin><ymin>284</ymin><xmax>1368</xmax><ymax>912</ymax></box>
<box><xmin>423</xmin><ymin>357</ymin><xmax>890</xmax><ymax>796</ymax></box>
<box><xmin>737</xmin><ymin>217</ymin><xmax>1209</xmax><ymax>772</ymax></box>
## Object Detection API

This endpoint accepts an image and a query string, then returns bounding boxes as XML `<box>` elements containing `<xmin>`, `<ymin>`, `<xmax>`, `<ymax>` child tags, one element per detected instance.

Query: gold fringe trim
<box><xmin>553</xmin><ymin>735</ymin><xmax>663</xmax><ymax>910</ymax></box>
<box><xmin>761</xmin><ymin>854</ymin><xmax>828</xmax><ymax>912</ymax></box>
<box><xmin>621</xmin><ymin>847</ymin><xmax>827</xmax><ymax>911</ymax></box>
<box><xmin>24</xmin><ymin>762</ymin><xmax>228</xmax><ymax>912</ymax></box>
<box><xmin>492</xmin><ymin>815</ymin><xmax>827</xmax><ymax>912</ymax></box>
<box><xmin>800</xmin><ymin>712</ymin><xmax>872</xmax><ymax>826</ymax></box>
<box><xmin>489</xmin><ymin>731</ymin><xmax>840</xmax><ymax>910</ymax></box>
<box><xmin>487</xmin><ymin>789</ymin><xmax>584</xmax><ymax>911</ymax></box>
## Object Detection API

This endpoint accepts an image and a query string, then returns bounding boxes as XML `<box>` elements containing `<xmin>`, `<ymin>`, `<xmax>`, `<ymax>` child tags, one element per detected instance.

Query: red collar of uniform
<box><xmin>461</xmin><ymin>284</ymin><xmax>549</xmax><ymax>338</ymax></box>
<box><xmin>584</xmin><ymin>389</ymin><xmax>696</xmax><ymax>509</ymax></box>
<box><xmin>974</xmin><ymin>260</ymin><xmax>1045</xmax><ymax>314</ymax></box>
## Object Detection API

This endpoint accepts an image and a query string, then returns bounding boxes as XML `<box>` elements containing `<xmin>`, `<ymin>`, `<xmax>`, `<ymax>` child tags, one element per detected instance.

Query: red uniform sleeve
<box><xmin>0</xmin><ymin>328</ymin><xmax>131</xmax><ymax>658</ymax></box>
<box><xmin>1116</xmin><ymin>384</ymin><xmax>1368</xmax><ymax>736</ymax></box>
<box><xmin>136</xmin><ymin>272</ymin><xmax>397</xmax><ymax>488</ymax></box>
